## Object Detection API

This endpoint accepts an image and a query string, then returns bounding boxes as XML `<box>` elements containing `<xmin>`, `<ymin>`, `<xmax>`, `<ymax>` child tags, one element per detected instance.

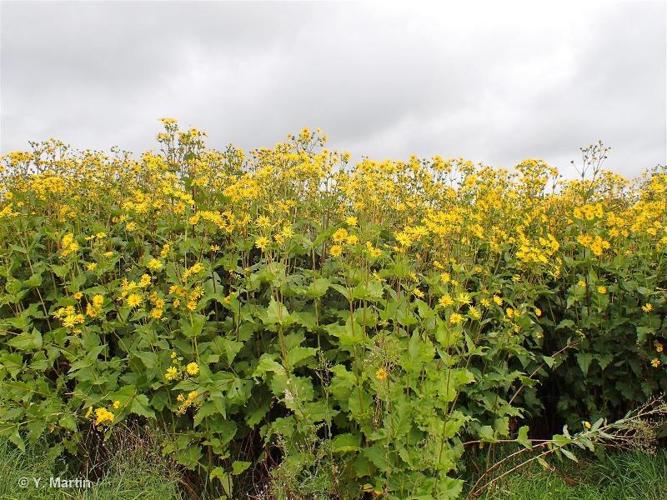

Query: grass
<box><xmin>1</xmin><ymin>436</ymin><xmax>666</xmax><ymax>499</ymax></box>
<box><xmin>0</xmin><ymin>437</ymin><xmax>182</xmax><ymax>500</ymax></box>
<box><xmin>479</xmin><ymin>449</ymin><xmax>667</xmax><ymax>500</ymax></box>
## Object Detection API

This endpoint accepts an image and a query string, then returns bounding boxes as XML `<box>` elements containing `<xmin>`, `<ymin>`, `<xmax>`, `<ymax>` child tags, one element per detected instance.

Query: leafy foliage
<box><xmin>0</xmin><ymin>123</ymin><xmax>665</xmax><ymax>498</ymax></box>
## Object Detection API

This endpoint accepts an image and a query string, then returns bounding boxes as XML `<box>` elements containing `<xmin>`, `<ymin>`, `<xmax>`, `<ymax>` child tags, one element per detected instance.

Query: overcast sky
<box><xmin>1</xmin><ymin>0</ymin><xmax>665</xmax><ymax>178</ymax></box>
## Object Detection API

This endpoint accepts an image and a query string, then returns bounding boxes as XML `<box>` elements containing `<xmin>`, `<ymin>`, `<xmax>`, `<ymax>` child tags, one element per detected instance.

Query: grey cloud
<box><xmin>1</xmin><ymin>1</ymin><xmax>665</xmax><ymax>178</ymax></box>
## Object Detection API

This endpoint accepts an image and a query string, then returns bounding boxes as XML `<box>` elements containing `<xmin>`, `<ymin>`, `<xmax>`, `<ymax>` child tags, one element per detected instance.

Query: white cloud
<box><xmin>1</xmin><ymin>0</ymin><xmax>664</xmax><ymax>177</ymax></box>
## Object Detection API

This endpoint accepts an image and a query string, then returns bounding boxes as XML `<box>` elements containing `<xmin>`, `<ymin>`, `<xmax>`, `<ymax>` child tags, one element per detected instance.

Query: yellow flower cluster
<box><xmin>60</xmin><ymin>233</ymin><xmax>79</xmax><ymax>257</ymax></box>
<box><xmin>94</xmin><ymin>407</ymin><xmax>114</xmax><ymax>426</ymax></box>
<box><xmin>53</xmin><ymin>305</ymin><xmax>84</xmax><ymax>331</ymax></box>
<box><xmin>176</xmin><ymin>390</ymin><xmax>200</xmax><ymax>415</ymax></box>
<box><xmin>577</xmin><ymin>234</ymin><xmax>611</xmax><ymax>257</ymax></box>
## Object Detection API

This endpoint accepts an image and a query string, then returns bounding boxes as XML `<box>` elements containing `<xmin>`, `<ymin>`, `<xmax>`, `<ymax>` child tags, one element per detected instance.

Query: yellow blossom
<box><xmin>164</xmin><ymin>366</ymin><xmax>179</xmax><ymax>381</ymax></box>
<box><xmin>449</xmin><ymin>312</ymin><xmax>464</xmax><ymax>325</ymax></box>
<box><xmin>94</xmin><ymin>407</ymin><xmax>114</xmax><ymax>426</ymax></box>
<box><xmin>439</xmin><ymin>294</ymin><xmax>454</xmax><ymax>307</ymax></box>
<box><xmin>147</xmin><ymin>258</ymin><xmax>163</xmax><ymax>271</ymax></box>
<box><xmin>330</xmin><ymin>244</ymin><xmax>343</xmax><ymax>257</ymax></box>
<box><xmin>126</xmin><ymin>293</ymin><xmax>143</xmax><ymax>308</ymax></box>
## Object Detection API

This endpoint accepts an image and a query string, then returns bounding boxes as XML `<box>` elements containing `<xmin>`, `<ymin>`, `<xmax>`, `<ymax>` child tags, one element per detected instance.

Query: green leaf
<box><xmin>134</xmin><ymin>350</ymin><xmax>157</xmax><ymax>369</ymax></box>
<box><xmin>332</xmin><ymin>433</ymin><xmax>361</xmax><ymax>453</ymax></box>
<box><xmin>306</xmin><ymin>278</ymin><xmax>331</xmax><ymax>299</ymax></box>
<box><xmin>265</xmin><ymin>298</ymin><xmax>291</xmax><ymax>326</ymax></box>
<box><xmin>364</xmin><ymin>445</ymin><xmax>391</xmax><ymax>472</ymax></box>
<box><xmin>479</xmin><ymin>425</ymin><xmax>495</xmax><ymax>442</ymax></box>
<box><xmin>561</xmin><ymin>448</ymin><xmax>578</xmax><ymax>462</ymax></box>
<box><xmin>210</xmin><ymin>466</ymin><xmax>233</xmax><ymax>496</ymax></box>
<box><xmin>231</xmin><ymin>460</ymin><xmax>251</xmax><ymax>475</ymax></box>
<box><xmin>214</xmin><ymin>337</ymin><xmax>243</xmax><ymax>366</ymax></box>
<box><xmin>517</xmin><ymin>426</ymin><xmax>531</xmax><ymax>449</ymax></box>
<box><xmin>181</xmin><ymin>313</ymin><xmax>206</xmax><ymax>338</ymax></box>
<box><xmin>59</xmin><ymin>414</ymin><xmax>78</xmax><ymax>432</ymax></box>
<box><xmin>286</xmin><ymin>347</ymin><xmax>318</xmax><ymax>368</ymax></box>
<box><xmin>7</xmin><ymin>329</ymin><xmax>42</xmax><ymax>350</ymax></box>
<box><xmin>542</xmin><ymin>355</ymin><xmax>555</xmax><ymax>369</ymax></box>
<box><xmin>576</xmin><ymin>353</ymin><xmax>594</xmax><ymax>376</ymax></box>
<box><xmin>176</xmin><ymin>445</ymin><xmax>202</xmax><ymax>470</ymax></box>
<box><xmin>130</xmin><ymin>394</ymin><xmax>156</xmax><ymax>420</ymax></box>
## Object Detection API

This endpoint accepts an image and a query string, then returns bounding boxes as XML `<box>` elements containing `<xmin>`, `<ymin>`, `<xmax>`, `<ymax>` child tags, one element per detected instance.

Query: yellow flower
<box><xmin>139</xmin><ymin>273</ymin><xmax>152</xmax><ymax>287</ymax></box>
<box><xmin>413</xmin><ymin>288</ymin><xmax>425</xmax><ymax>299</ymax></box>
<box><xmin>332</xmin><ymin>228</ymin><xmax>349</xmax><ymax>243</ymax></box>
<box><xmin>94</xmin><ymin>407</ymin><xmax>114</xmax><ymax>426</ymax></box>
<box><xmin>449</xmin><ymin>312</ymin><xmax>464</xmax><ymax>325</ymax></box>
<box><xmin>164</xmin><ymin>366</ymin><xmax>179</xmax><ymax>381</ymax></box>
<box><xmin>112</xmin><ymin>400</ymin><xmax>121</xmax><ymax>410</ymax></box>
<box><xmin>126</xmin><ymin>293</ymin><xmax>143</xmax><ymax>308</ymax></box>
<box><xmin>534</xmin><ymin>307</ymin><xmax>542</xmax><ymax>317</ymax></box>
<box><xmin>60</xmin><ymin>233</ymin><xmax>79</xmax><ymax>257</ymax></box>
<box><xmin>597</xmin><ymin>286</ymin><xmax>607</xmax><ymax>295</ymax></box>
<box><xmin>492</xmin><ymin>295</ymin><xmax>503</xmax><ymax>306</ymax></box>
<box><xmin>255</xmin><ymin>236</ymin><xmax>270</xmax><ymax>251</ymax></box>
<box><xmin>186</xmin><ymin>362</ymin><xmax>200</xmax><ymax>376</ymax></box>
<box><xmin>86</xmin><ymin>303</ymin><xmax>98</xmax><ymax>318</ymax></box>
<box><xmin>330</xmin><ymin>244</ymin><xmax>343</xmax><ymax>257</ymax></box>
<box><xmin>365</xmin><ymin>241</ymin><xmax>382</xmax><ymax>258</ymax></box>
<box><xmin>183</xmin><ymin>262</ymin><xmax>204</xmax><ymax>280</ymax></box>
<box><xmin>456</xmin><ymin>292</ymin><xmax>471</xmax><ymax>305</ymax></box>
<box><xmin>73</xmin><ymin>292</ymin><xmax>83</xmax><ymax>300</ymax></box>
<box><xmin>147</xmin><ymin>258</ymin><xmax>163</xmax><ymax>271</ymax></box>
<box><xmin>651</xmin><ymin>358</ymin><xmax>661</xmax><ymax>368</ymax></box>
<box><xmin>86</xmin><ymin>262</ymin><xmax>97</xmax><ymax>271</ymax></box>
<box><xmin>345</xmin><ymin>216</ymin><xmax>358</xmax><ymax>226</ymax></box>
<box><xmin>654</xmin><ymin>341</ymin><xmax>663</xmax><ymax>353</ymax></box>
<box><xmin>439</xmin><ymin>294</ymin><xmax>454</xmax><ymax>307</ymax></box>
<box><xmin>93</xmin><ymin>294</ymin><xmax>104</xmax><ymax>308</ymax></box>
<box><xmin>468</xmin><ymin>306</ymin><xmax>481</xmax><ymax>320</ymax></box>
<box><xmin>642</xmin><ymin>303</ymin><xmax>653</xmax><ymax>313</ymax></box>
<box><xmin>375</xmin><ymin>367</ymin><xmax>389</xmax><ymax>381</ymax></box>
<box><xmin>583</xmin><ymin>420</ymin><xmax>592</xmax><ymax>430</ymax></box>
<box><xmin>506</xmin><ymin>307</ymin><xmax>514</xmax><ymax>319</ymax></box>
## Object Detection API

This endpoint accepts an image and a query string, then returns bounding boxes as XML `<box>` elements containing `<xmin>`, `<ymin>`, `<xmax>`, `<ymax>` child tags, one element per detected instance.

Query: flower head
<box><xmin>164</xmin><ymin>366</ymin><xmax>180</xmax><ymax>381</ymax></box>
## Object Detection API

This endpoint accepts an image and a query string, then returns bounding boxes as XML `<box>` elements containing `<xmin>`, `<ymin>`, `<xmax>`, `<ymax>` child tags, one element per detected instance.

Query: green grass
<box><xmin>2</xmin><ymin>436</ymin><xmax>667</xmax><ymax>499</ymax></box>
<box><xmin>480</xmin><ymin>450</ymin><xmax>667</xmax><ymax>500</ymax></box>
<box><xmin>0</xmin><ymin>438</ymin><xmax>182</xmax><ymax>500</ymax></box>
